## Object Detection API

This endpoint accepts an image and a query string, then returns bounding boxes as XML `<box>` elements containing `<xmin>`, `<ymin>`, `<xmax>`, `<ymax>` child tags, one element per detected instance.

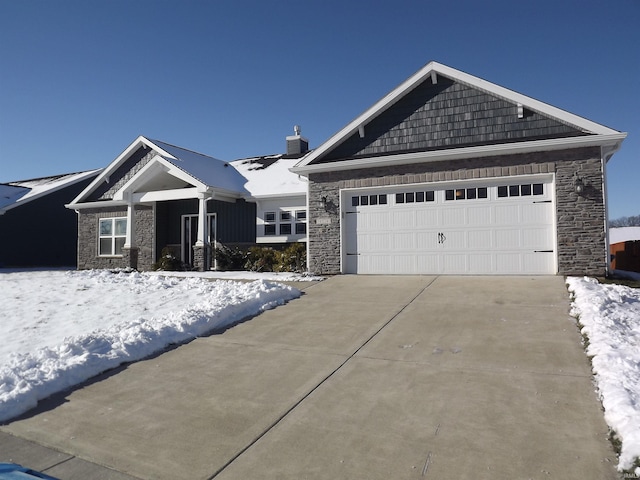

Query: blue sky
<box><xmin>1</xmin><ymin>0</ymin><xmax>637</xmax><ymax>218</ymax></box>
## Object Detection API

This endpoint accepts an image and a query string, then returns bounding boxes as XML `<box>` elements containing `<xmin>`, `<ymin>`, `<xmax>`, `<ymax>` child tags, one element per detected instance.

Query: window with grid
<box><xmin>98</xmin><ymin>217</ymin><xmax>127</xmax><ymax>256</ymax></box>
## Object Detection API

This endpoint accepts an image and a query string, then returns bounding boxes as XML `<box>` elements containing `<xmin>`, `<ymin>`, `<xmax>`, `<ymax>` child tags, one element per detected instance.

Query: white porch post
<box><xmin>122</xmin><ymin>194</ymin><xmax>138</xmax><ymax>269</ymax></box>
<box><xmin>124</xmin><ymin>200</ymin><xmax>135</xmax><ymax>249</ymax></box>
<box><xmin>193</xmin><ymin>192</ymin><xmax>211</xmax><ymax>271</ymax></box>
<box><xmin>195</xmin><ymin>194</ymin><xmax>208</xmax><ymax>247</ymax></box>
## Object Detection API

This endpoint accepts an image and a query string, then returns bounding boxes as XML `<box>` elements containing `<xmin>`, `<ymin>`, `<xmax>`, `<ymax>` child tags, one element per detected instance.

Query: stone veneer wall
<box><xmin>307</xmin><ymin>146</ymin><xmax>605</xmax><ymax>276</ymax></box>
<box><xmin>77</xmin><ymin>205</ymin><xmax>154</xmax><ymax>270</ymax></box>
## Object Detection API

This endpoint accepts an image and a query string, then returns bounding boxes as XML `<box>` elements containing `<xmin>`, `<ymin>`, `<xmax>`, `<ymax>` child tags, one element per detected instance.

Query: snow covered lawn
<box><xmin>567</xmin><ymin>277</ymin><xmax>640</xmax><ymax>474</ymax></box>
<box><xmin>0</xmin><ymin>269</ymin><xmax>305</xmax><ymax>423</ymax></box>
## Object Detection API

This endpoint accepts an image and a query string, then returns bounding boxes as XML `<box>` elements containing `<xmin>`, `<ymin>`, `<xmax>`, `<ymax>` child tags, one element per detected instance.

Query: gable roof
<box><xmin>1</xmin><ymin>170</ymin><xmax>101</xmax><ymax>214</ymax></box>
<box><xmin>69</xmin><ymin>136</ymin><xmax>250</xmax><ymax>207</ymax></box>
<box><xmin>293</xmin><ymin>61</ymin><xmax>626</xmax><ymax>173</ymax></box>
<box><xmin>230</xmin><ymin>155</ymin><xmax>307</xmax><ymax>198</ymax></box>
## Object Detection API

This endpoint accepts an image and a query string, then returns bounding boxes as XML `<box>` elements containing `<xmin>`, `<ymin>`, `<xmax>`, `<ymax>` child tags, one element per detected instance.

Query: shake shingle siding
<box><xmin>321</xmin><ymin>77</ymin><xmax>587</xmax><ymax>162</ymax></box>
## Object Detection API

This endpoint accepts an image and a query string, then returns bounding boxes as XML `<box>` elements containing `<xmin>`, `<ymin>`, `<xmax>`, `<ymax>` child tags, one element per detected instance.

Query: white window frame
<box><xmin>98</xmin><ymin>217</ymin><xmax>127</xmax><ymax>257</ymax></box>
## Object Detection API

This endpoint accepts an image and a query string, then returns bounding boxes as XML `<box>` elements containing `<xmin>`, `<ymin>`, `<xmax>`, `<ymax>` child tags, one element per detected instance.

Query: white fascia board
<box><xmin>65</xmin><ymin>199</ymin><xmax>128</xmax><ymax>210</ymax></box>
<box><xmin>292</xmin><ymin>133</ymin><xmax>627</xmax><ymax>176</ymax></box>
<box><xmin>251</xmin><ymin>192</ymin><xmax>307</xmax><ymax>200</ymax></box>
<box><xmin>295</xmin><ymin>61</ymin><xmax>622</xmax><ymax>169</ymax></box>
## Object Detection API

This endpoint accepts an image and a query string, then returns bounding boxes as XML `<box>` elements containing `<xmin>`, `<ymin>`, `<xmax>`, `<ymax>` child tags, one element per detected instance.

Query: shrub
<box><xmin>245</xmin><ymin>246</ymin><xmax>278</xmax><ymax>272</ymax></box>
<box><xmin>276</xmin><ymin>243</ymin><xmax>307</xmax><ymax>273</ymax></box>
<box><xmin>214</xmin><ymin>245</ymin><xmax>247</xmax><ymax>271</ymax></box>
<box><xmin>153</xmin><ymin>247</ymin><xmax>185</xmax><ymax>271</ymax></box>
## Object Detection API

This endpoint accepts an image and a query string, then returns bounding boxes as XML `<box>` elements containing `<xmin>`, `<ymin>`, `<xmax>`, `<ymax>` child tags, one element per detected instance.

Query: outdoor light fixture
<box><xmin>573</xmin><ymin>174</ymin><xmax>585</xmax><ymax>194</ymax></box>
<box><xmin>321</xmin><ymin>196</ymin><xmax>328</xmax><ymax>210</ymax></box>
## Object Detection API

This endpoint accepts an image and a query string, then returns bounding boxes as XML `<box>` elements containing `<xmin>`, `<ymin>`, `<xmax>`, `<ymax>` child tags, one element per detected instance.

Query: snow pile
<box><xmin>567</xmin><ymin>277</ymin><xmax>640</xmax><ymax>473</ymax></box>
<box><xmin>0</xmin><ymin>270</ymin><xmax>300</xmax><ymax>423</ymax></box>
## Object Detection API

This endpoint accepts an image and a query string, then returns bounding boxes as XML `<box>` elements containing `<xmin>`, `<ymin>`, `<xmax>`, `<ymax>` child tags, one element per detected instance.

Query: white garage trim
<box><xmin>340</xmin><ymin>174</ymin><xmax>557</xmax><ymax>275</ymax></box>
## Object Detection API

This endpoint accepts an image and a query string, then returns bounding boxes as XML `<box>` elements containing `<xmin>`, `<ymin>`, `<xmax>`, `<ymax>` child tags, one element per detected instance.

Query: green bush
<box><xmin>153</xmin><ymin>247</ymin><xmax>185</xmax><ymax>271</ymax></box>
<box><xmin>277</xmin><ymin>242</ymin><xmax>307</xmax><ymax>273</ymax></box>
<box><xmin>214</xmin><ymin>245</ymin><xmax>247</xmax><ymax>271</ymax></box>
<box><xmin>245</xmin><ymin>246</ymin><xmax>279</xmax><ymax>272</ymax></box>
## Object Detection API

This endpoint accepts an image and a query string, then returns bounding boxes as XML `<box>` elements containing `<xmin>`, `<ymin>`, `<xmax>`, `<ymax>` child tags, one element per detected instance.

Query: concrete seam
<box><xmin>206</xmin><ymin>276</ymin><xmax>440</xmax><ymax>479</ymax></box>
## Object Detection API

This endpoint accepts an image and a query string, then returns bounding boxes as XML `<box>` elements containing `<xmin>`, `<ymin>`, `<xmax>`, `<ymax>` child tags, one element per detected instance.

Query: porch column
<box><xmin>193</xmin><ymin>193</ymin><xmax>211</xmax><ymax>271</ymax></box>
<box><xmin>122</xmin><ymin>199</ymin><xmax>138</xmax><ymax>269</ymax></box>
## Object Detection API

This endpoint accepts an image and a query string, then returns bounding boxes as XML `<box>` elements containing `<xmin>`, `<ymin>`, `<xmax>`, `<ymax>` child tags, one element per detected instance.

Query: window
<box><xmin>351</xmin><ymin>194</ymin><xmax>387</xmax><ymax>207</ymax></box>
<box><xmin>263</xmin><ymin>209</ymin><xmax>306</xmax><ymax>237</ymax></box>
<box><xmin>99</xmin><ymin>217</ymin><xmax>126</xmax><ymax>256</ymax></box>
<box><xmin>395</xmin><ymin>191</ymin><xmax>434</xmax><ymax>204</ymax></box>
<box><xmin>280</xmin><ymin>224</ymin><xmax>292</xmax><ymax>235</ymax></box>
<box><xmin>295</xmin><ymin>222</ymin><xmax>307</xmax><ymax>235</ymax></box>
<box><xmin>497</xmin><ymin>183</ymin><xmax>544</xmax><ymax>198</ymax></box>
<box><xmin>445</xmin><ymin>187</ymin><xmax>488</xmax><ymax>201</ymax></box>
<box><xmin>264</xmin><ymin>211</ymin><xmax>276</xmax><ymax>236</ymax></box>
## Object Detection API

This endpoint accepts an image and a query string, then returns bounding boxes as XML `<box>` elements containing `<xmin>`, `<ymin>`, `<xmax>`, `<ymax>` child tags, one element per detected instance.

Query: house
<box><xmin>66</xmin><ymin>133</ymin><xmax>307</xmax><ymax>271</ymax></box>
<box><xmin>291</xmin><ymin>61</ymin><xmax>626</xmax><ymax>276</ymax></box>
<box><xmin>610</xmin><ymin>227</ymin><xmax>640</xmax><ymax>273</ymax></box>
<box><xmin>0</xmin><ymin>170</ymin><xmax>101</xmax><ymax>267</ymax></box>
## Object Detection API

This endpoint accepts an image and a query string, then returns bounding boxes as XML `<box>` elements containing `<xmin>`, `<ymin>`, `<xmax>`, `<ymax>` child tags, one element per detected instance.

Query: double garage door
<box><xmin>343</xmin><ymin>176</ymin><xmax>556</xmax><ymax>275</ymax></box>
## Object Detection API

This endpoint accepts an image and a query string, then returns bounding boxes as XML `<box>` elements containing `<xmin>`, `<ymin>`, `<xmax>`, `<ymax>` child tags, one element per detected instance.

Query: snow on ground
<box><xmin>0</xmin><ymin>269</ymin><xmax>304</xmax><ymax>423</ymax></box>
<box><xmin>567</xmin><ymin>277</ymin><xmax>640</xmax><ymax>473</ymax></box>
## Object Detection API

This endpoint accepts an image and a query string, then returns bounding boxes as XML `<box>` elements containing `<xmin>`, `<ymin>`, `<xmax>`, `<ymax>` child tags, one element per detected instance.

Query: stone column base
<box><xmin>193</xmin><ymin>244</ymin><xmax>211</xmax><ymax>272</ymax></box>
<box><xmin>122</xmin><ymin>247</ymin><xmax>139</xmax><ymax>270</ymax></box>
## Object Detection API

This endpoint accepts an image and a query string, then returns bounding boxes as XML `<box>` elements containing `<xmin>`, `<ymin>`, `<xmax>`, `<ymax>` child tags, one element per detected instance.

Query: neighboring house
<box><xmin>291</xmin><ymin>61</ymin><xmax>626</xmax><ymax>276</ymax></box>
<box><xmin>610</xmin><ymin>227</ymin><xmax>640</xmax><ymax>273</ymax></box>
<box><xmin>67</xmin><ymin>133</ymin><xmax>308</xmax><ymax>271</ymax></box>
<box><xmin>0</xmin><ymin>170</ymin><xmax>101</xmax><ymax>267</ymax></box>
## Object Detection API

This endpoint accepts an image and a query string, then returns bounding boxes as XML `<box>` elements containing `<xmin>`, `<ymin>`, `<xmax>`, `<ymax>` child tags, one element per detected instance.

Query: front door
<box><xmin>181</xmin><ymin>214</ymin><xmax>217</xmax><ymax>268</ymax></box>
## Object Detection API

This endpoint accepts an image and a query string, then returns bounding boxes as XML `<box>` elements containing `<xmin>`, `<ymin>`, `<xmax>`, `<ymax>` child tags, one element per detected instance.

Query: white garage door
<box><xmin>343</xmin><ymin>177</ymin><xmax>556</xmax><ymax>275</ymax></box>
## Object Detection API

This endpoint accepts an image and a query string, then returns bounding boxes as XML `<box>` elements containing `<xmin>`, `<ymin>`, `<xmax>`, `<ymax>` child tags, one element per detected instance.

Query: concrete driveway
<box><xmin>0</xmin><ymin>276</ymin><xmax>618</xmax><ymax>479</ymax></box>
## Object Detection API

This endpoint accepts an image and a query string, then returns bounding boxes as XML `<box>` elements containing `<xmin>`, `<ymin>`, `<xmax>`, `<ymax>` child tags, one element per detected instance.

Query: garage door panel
<box><xmin>495</xmin><ymin>205</ymin><xmax>520</xmax><ymax>225</ymax></box>
<box><xmin>495</xmin><ymin>229</ymin><xmax>522</xmax><ymax>249</ymax></box>
<box><xmin>391</xmin><ymin>210</ymin><xmax>415</xmax><ymax>228</ymax></box>
<box><xmin>467</xmin><ymin>206</ymin><xmax>492</xmax><ymax>225</ymax></box>
<box><xmin>469</xmin><ymin>254</ymin><xmax>493</xmax><ymax>272</ymax></box>
<box><xmin>522</xmin><ymin>203</ymin><xmax>552</xmax><ymax>223</ymax></box>
<box><xmin>343</xmin><ymin>178</ymin><xmax>555</xmax><ymax>275</ymax></box>
<box><xmin>443</xmin><ymin>254</ymin><xmax>468</xmax><ymax>273</ymax></box>
<box><xmin>391</xmin><ymin>232</ymin><xmax>416</xmax><ymax>250</ymax></box>
<box><xmin>468</xmin><ymin>230</ymin><xmax>493</xmax><ymax>249</ymax></box>
<box><xmin>442</xmin><ymin>207</ymin><xmax>466</xmax><ymax>226</ymax></box>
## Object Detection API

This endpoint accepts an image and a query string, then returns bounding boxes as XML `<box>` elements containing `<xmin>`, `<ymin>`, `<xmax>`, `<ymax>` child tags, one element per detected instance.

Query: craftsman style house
<box><xmin>69</xmin><ymin>62</ymin><xmax>625</xmax><ymax>276</ymax></box>
<box><xmin>293</xmin><ymin>62</ymin><xmax>626</xmax><ymax>276</ymax></box>
<box><xmin>67</xmin><ymin>135</ymin><xmax>307</xmax><ymax>271</ymax></box>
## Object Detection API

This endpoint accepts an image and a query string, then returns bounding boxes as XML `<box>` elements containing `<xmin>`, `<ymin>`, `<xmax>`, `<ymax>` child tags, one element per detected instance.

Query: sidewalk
<box><xmin>0</xmin><ymin>276</ymin><xmax>618</xmax><ymax>479</ymax></box>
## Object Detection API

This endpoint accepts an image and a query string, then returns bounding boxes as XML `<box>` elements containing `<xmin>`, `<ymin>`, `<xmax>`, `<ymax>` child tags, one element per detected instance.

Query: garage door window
<box><xmin>498</xmin><ymin>183</ymin><xmax>544</xmax><ymax>198</ymax></box>
<box><xmin>352</xmin><ymin>194</ymin><xmax>387</xmax><ymax>207</ymax></box>
<box><xmin>395</xmin><ymin>191</ymin><xmax>435</xmax><ymax>204</ymax></box>
<box><xmin>445</xmin><ymin>187</ymin><xmax>487</xmax><ymax>201</ymax></box>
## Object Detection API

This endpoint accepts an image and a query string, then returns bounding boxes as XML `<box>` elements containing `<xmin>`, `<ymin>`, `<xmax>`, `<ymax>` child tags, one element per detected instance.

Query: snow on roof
<box><xmin>230</xmin><ymin>154</ymin><xmax>307</xmax><ymax>197</ymax></box>
<box><xmin>0</xmin><ymin>170</ymin><xmax>101</xmax><ymax>213</ymax></box>
<box><xmin>0</xmin><ymin>184</ymin><xmax>29</xmax><ymax>210</ymax></box>
<box><xmin>610</xmin><ymin>227</ymin><xmax>640</xmax><ymax>244</ymax></box>
<box><xmin>151</xmin><ymin>139</ymin><xmax>250</xmax><ymax>195</ymax></box>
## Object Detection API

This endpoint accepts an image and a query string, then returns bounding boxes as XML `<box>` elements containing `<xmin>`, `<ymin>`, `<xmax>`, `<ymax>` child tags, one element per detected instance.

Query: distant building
<box><xmin>0</xmin><ymin>170</ymin><xmax>101</xmax><ymax>267</ymax></box>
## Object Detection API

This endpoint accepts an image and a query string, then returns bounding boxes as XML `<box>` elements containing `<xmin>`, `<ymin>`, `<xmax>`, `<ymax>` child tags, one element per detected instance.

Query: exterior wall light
<box><xmin>321</xmin><ymin>196</ymin><xmax>328</xmax><ymax>210</ymax></box>
<box><xmin>574</xmin><ymin>174</ymin><xmax>585</xmax><ymax>194</ymax></box>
